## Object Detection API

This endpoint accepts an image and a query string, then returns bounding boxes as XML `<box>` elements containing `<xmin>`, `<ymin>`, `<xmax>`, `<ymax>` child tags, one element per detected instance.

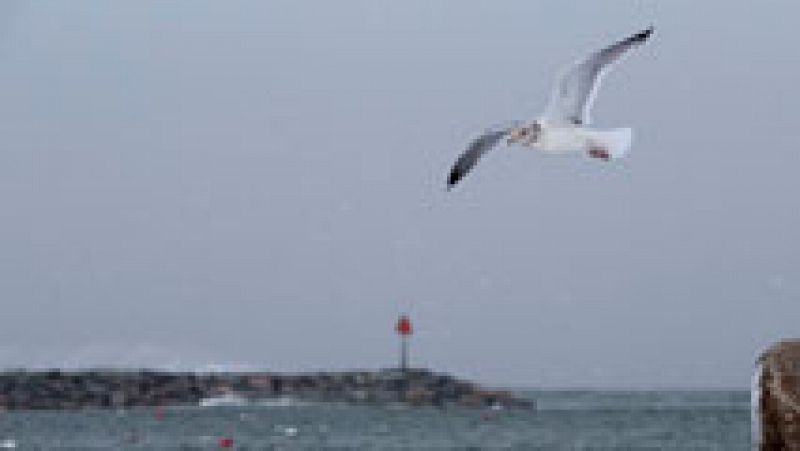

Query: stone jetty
<box><xmin>0</xmin><ymin>368</ymin><xmax>533</xmax><ymax>411</ymax></box>
<box><xmin>754</xmin><ymin>340</ymin><xmax>800</xmax><ymax>449</ymax></box>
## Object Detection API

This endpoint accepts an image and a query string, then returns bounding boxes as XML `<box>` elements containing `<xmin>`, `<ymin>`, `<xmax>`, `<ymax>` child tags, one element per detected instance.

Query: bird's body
<box><xmin>521</xmin><ymin>121</ymin><xmax>633</xmax><ymax>159</ymax></box>
<box><xmin>526</xmin><ymin>122</ymin><xmax>592</xmax><ymax>154</ymax></box>
<box><xmin>447</xmin><ymin>27</ymin><xmax>653</xmax><ymax>189</ymax></box>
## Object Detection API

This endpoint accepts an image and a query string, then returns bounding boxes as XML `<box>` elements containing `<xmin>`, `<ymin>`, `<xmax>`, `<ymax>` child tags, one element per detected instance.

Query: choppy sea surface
<box><xmin>0</xmin><ymin>390</ymin><xmax>749</xmax><ymax>449</ymax></box>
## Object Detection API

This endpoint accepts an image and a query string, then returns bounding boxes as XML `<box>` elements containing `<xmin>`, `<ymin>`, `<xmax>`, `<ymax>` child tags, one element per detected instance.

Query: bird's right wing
<box><xmin>447</xmin><ymin>127</ymin><xmax>512</xmax><ymax>189</ymax></box>
<box><xmin>542</xmin><ymin>27</ymin><xmax>654</xmax><ymax>126</ymax></box>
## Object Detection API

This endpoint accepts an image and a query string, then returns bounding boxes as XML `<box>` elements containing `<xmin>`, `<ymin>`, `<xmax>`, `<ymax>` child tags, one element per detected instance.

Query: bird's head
<box><xmin>507</xmin><ymin>121</ymin><xmax>541</xmax><ymax>145</ymax></box>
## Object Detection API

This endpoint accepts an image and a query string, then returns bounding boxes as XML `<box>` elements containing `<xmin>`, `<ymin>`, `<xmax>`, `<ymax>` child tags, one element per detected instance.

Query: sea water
<box><xmin>0</xmin><ymin>390</ymin><xmax>749</xmax><ymax>449</ymax></box>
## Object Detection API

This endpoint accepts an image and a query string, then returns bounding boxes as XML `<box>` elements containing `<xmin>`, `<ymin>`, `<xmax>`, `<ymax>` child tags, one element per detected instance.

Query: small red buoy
<box><xmin>154</xmin><ymin>407</ymin><xmax>165</xmax><ymax>421</ymax></box>
<box><xmin>219</xmin><ymin>437</ymin><xmax>234</xmax><ymax>448</ymax></box>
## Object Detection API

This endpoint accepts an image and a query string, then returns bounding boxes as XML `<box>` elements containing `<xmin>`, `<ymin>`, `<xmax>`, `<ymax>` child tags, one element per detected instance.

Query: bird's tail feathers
<box><xmin>588</xmin><ymin>127</ymin><xmax>632</xmax><ymax>159</ymax></box>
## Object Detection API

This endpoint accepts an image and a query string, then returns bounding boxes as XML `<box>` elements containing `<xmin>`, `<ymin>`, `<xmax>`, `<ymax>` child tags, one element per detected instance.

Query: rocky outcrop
<box><xmin>0</xmin><ymin>368</ymin><xmax>533</xmax><ymax>411</ymax></box>
<box><xmin>755</xmin><ymin>340</ymin><xmax>800</xmax><ymax>450</ymax></box>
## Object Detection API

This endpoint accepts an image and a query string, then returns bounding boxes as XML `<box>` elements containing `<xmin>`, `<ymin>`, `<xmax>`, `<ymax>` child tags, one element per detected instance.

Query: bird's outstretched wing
<box><xmin>447</xmin><ymin>127</ymin><xmax>512</xmax><ymax>189</ymax></box>
<box><xmin>543</xmin><ymin>27</ymin><xmax>653</xmax><ymax>126</ymax></box>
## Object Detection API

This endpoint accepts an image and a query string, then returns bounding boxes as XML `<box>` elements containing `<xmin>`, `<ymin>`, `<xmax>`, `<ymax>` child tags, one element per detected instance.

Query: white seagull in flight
<box><xmin>447</xmin><ymin>27</ymin><xmax>654</xmax><ymax>189</ymax></box>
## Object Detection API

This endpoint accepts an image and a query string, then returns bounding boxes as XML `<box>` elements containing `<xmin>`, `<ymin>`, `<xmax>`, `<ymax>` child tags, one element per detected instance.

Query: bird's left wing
<box><xmin>543</xmin><ymin>27</ymin><xmax>653</xmax><ymax>126</ymax></box>
<box><xmin>447</xmin><ymin>127</ymin><xmax>512</xmax><ymax>189</ymax></box>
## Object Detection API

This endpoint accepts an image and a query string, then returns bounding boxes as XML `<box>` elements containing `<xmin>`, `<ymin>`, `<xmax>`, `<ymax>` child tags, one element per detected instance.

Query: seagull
<box><xmin>447</xmin><ymin>27</ymin><xmax>654</xmax><ymax>189</ymax></box>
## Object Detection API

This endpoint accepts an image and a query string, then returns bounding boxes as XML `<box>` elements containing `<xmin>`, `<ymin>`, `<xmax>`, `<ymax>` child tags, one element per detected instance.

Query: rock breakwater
<box><xmin>0</xmin><ymin>368</ymin><xmax>533</xmax><ymax>411</ymax></box>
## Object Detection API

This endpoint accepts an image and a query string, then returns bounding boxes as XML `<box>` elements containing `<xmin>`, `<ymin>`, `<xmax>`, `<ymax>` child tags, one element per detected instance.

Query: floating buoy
<box><xmin>154</xmin><ymin>407</ymin><xmax>165</xmax><ymax>421</ymax></box>
<box><xmin>219</xmin><ymin>437</ymin><xmax>234</xmax><ymax>448</ymax></box>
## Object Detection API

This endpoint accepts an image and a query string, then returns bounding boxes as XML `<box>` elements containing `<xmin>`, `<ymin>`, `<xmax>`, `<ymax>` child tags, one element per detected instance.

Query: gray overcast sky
<box><xmin>1</xmin><ymin>0</ymin><xmax>799</xmax><ymax>388</ymax></box>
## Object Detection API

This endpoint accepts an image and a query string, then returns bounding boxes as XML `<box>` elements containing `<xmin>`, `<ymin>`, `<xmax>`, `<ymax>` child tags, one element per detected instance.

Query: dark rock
<box><xmin>755</xmin><ymin>340</ymin><xmax>800</xmax><ymax>449</ymax></box>
<box><xmin>0</xmin><ymin>368</ymin><xmax>534</xmax><ymax>411</ymax></box>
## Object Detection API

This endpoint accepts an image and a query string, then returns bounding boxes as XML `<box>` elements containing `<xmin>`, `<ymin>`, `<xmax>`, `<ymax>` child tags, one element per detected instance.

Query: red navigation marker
<box><xmin>396</xmin><ymin>315</ymin><xmax>413</xmax><ymax>336</ymax></box>
<box><xmin>219</xmin><ymin>437</ymin><xmax>234</xmax><ymax>448</ymax></box>
<box><xmin>395</xmin><ymin>314</ymin><xmax>413</xmax><ymax>371</ymax></box>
